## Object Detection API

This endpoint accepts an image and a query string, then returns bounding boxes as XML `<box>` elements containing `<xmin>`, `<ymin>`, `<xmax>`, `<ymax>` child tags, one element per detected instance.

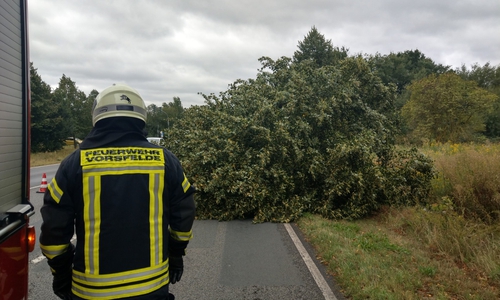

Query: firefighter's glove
<box><xmin>49</xmin><ymin>244</ymin><xmax>75</xmax><ymax>299</ymax></box>
<box><xmin>169</xmin><ymin>255</ymin><xmax>184</xmax><ymax>284</ymax></box>
<box><xmin>52</xmin><ymin>278</ymin><xmax>73</xmax><ymax>300</ymax></box>
<box><xmin>53</xmin><ymin>267</ymin><xmax>72</xmax><ymax>299</ymax></box>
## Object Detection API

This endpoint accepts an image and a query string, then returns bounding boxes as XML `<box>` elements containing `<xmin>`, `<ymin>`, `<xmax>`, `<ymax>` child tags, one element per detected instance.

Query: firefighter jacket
<box><xmin>40</xmin><ymin>134</ymin><xmax>196</xmax><ymax>299</ymax></box>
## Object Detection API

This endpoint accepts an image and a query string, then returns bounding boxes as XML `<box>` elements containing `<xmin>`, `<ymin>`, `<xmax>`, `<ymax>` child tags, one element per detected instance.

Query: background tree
<box><xmin>455</xmin><ymin>62</ymin><xmax>500</xmax><ymax>139</ymax></box>
<box><xmin>369</xmin><ymin>49</ymin><xmax>450</xmax><ymax>93</ymax></box>
<box><xmin>52</xmin><ymin>75</ymin><xmax>88</xmax><ymax>142</ymax></box>
<box><xmin>145</xmin><ymin>97</ymin><xmax>185</xmax><ymax>137</ymax></box>
<box><xmin>163</xmin><ymin>96</ymin><xmax>184</xmax><ymax>129</ymax></box>
<box><xmin>402</xmin><ymin>73</ymin><xmax>498</xmax><ymax>143</ymax></box>
<box><xmin>456</xmin><ymin>62</ymin><xmax>500</xmax><ymax>90</ymax></box>
<box><xmin>30</xmin><ymin>63</ymin><xmax>66</xmax><ymax>152</ymax></box>
<box><xmin>79</xmin><ymin>89</ymin><xmax>98</xmax><ymax>138</ymax></box>
<box><xmin>145</xmin><ymin>103</ymin><xmax>159</xmax><ymax>136</ymax></box>
<box><xmin>293</xmin><ymin>26</ymin><xmax>348</xmax><ymax>67</ymax></box>
<box><xmin>368</xmin><ymin>50</ymin><xmax>450</xmax><ymax>109</ymax></box>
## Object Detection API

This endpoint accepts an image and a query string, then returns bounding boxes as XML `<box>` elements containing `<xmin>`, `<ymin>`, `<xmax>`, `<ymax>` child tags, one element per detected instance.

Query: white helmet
<box><xmin>92</xmin><ymin>84</ymin><xmax>147</xmax><ymax>126</ymax></box>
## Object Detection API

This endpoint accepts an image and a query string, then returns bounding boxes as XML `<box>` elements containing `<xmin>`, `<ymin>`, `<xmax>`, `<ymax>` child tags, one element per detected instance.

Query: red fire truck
<box><xmin>0</xmin><ymin>0</ymin><xmax>36</xmax><ymax>299</ymax></box>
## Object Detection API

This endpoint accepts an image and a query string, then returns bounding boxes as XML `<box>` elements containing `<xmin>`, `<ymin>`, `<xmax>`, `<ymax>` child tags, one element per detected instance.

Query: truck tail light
<box><xmin>27</xmin><ymin>226</ymin><xmax>36</xmax><ymax>252</ymax></box>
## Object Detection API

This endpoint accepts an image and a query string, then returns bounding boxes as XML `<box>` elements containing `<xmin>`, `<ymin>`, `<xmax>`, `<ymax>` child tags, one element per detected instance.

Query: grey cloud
<box><xmin>29</xmin><ymin>0</ymin><xmax>500</xmax><ymax>107</ymax></box>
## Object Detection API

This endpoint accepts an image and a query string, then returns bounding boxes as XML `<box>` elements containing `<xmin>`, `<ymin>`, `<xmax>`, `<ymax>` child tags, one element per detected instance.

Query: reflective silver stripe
<box><xmin>48</xmin><ymin>180</ymin><xmax>63</xmax><ymax>203</ymax></box>
<box><xmin>88</xmin><ymin>176</ymin><xmax>97</xmax><ymax>274</ymax></box>
<box><xmin>83</xmin><ymin>166</ymin><xmax>164</xmax><ymax>174</ymax></box>
<box><xmin>73</xmin><ymin>262</ymin><xmax>168</xmax><ymax>284</ymax></box>
<box><xmin>41</xmin><ymin>248</ymin><xmax>66</xmax><ymax>257</ymax></box>
<box><xmin>40</xmin><ymin>244</ymin><xmax>70</xmax><ymax>259</ymax></box>
<box><xmin>153</xmin><ymin>173</ymin><xmax>160</xmax><ymax>265</ymax></box>
<box><xmin>182</xmin><ymin>174</ymin><xmax>191</xmax><ymax>193</ymax></box>
<box><xmin>72</xmin><ymin>272</ymin><xmax>169</xmax><ymax>298</ymax></box>
<box><xmin>92</xmin><ymin>104</ymin><xmax>147</xmax><ymax>120</ymax></box>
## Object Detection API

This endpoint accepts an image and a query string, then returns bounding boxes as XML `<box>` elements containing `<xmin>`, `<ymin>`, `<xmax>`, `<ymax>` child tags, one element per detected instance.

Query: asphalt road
<box><xmin>28</xmin><ymin>165</ymin><xmax>344</xmax><ymax>300</ymax></box>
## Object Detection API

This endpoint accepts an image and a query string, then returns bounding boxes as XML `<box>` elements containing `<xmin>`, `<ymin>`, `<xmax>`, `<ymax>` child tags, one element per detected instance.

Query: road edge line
<box><xmin>284</xmin><ymin>223</ymin><xmax>337</xmax><ymax>300</ymax></box>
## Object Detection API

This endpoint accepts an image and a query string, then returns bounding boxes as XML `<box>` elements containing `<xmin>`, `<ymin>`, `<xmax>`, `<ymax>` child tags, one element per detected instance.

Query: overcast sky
<box><xmin>29</xmin><ymin>0</ymin><xmax>500</xmax><ymax>107</ymax></box>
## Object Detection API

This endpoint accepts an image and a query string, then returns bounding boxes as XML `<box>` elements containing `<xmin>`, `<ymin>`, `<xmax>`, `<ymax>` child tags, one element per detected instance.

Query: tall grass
<box><xmin>423</xmin><ymin>143</ymin><xmax>500</xmax><ymax>224</ymax></box>
<box><xmin>421</xmin><ymin>142</ymin><xmax>500</xmax><ymax>288</ymax></box>
<box><xmin>384</xmin><ymin>207</ymin><xmax>500</xmax><ymax>288</ymax></box>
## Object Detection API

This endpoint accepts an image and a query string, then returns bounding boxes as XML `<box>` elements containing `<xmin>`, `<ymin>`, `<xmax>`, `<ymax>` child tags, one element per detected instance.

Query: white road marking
<box><xmin>284</xmin><ymin>223</ymin><xmax>338</xmax><ymax>300</ymax></box>
<box><xmin>31</xmin><ymin>255</ymin><xmax>46</xmax><ymax>264</ymax></box>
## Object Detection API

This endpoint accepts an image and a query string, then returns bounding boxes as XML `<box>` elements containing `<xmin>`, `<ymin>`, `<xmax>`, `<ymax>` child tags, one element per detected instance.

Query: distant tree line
<box><xmin>30</xmin><ymin>26</ymin><xmax>499</xmax><ymax>221</ymax></box>
<box><xmin>29</xmin><ymin>64</ymin><xmax>185</xmax><ymax>152</ymax></box>
<box><xmin>367</xmin><ymin>50</ymin><xmax>499</xmax><ymax>143</ymax></box>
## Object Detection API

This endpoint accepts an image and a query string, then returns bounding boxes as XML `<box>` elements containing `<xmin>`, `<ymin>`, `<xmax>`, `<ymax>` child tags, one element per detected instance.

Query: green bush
<box><xmin>168</xmin><ymin>56</ymin><xmax>435</xmax><ymax>222</ymax></box>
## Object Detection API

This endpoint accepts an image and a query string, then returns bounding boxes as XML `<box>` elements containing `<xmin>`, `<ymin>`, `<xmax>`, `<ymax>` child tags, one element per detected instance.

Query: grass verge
<box><xmin>30</xmin><ymin>145</ymin><xmax>77</xmax><ymax>167</ymax></box>
<box><xmin>297</xmin><ymin>208</ymin><xmax>500</xmax><ymax>299</ymax></box>
<box><xmin>297</xmin><ymin>142</ymin><xmax>500</xmax><ymax>299</ymax></box>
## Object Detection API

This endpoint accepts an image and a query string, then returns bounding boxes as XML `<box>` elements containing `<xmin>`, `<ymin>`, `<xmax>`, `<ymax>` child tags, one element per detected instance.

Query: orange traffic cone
<box><xmin>36</xmin><ymin>173</ymin><xmax>48</xmax><ymax>193</ymax></box>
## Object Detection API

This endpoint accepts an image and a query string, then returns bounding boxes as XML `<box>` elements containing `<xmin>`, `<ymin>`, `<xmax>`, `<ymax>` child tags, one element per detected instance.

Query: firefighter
<box><xmin>40</xmin><ymin>84</ymin><xmax>196</xmax><ymax>299</ymax></box>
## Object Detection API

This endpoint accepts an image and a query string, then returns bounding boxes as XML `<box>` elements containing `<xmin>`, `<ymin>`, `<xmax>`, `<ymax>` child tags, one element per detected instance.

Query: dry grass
<box><xmin>423</xmin><ymin>143</ymin><xmax>500</xmax><ymax>224</ymax></box>
<box><xmin>30</xmin><ymin>145</ymin><xmax>77</xmax><ymax>167</ymax></box>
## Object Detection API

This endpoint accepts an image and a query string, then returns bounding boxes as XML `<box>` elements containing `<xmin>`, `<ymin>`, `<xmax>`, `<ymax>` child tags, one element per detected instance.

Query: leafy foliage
<box><xmin>485</xmin><ymin>99</ymin><xmax>500</xmax><ymax>139</ymax></box>
<box><xmin>293</xmin><ymin>26</ymin><xmax>348</xmax><ymax>68</ymax></box>
<box><xmin>168</xmin><ymin>55</ymin><xmax>435</xmax><ymax>222</ymax></box>
<box><xmin>52</xmin><ymin>74</ymin><xmax>91</xmax><ymax>140</ymax></box>
<box><xmin>455</xmin><ymin>62</ymin><xmax>500</xmax><ymax>139</ymax></box>
<box><xmin>145</xmin><ymin>97</ymin><xmax>184</xmax><ymax>137</ymax></box>
<box><xmin>367</xmin><ymin>49</ymin><xmax>451</xmax><ymax>120</ymax></box>
<box><xmin>402</xmin><ymin>73</ymin><xmax>498</xmax><ymax>143</ymax></box>
<box><xmin>368</xmin><ymin>50</ymin><xmax>450</xmax><ymax>95</ymax></box>
<box><xmin>30</xmin><ymin>64</ymin><xmax>66</xmax><ymax>152</ymax></box>
<box><xmin>30</xmin><ymin>66</ymin><xmax>93</xmax><ymax>152</ymax></box>
<box><xmin>79</xmin><ymin>90</ymin><xmax>97</xmax><ymax>138</ymax></box>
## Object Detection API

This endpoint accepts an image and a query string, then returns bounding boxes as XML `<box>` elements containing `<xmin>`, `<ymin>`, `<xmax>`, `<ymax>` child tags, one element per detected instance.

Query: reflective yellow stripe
<box><xmin>72</xmin><ymin>260</ymin><xmax>168</xmax><ymax>285</ymax></box>
<box><xmin>48</xmin><ymin>179</ymin><xmax>63</xmax><ymax>203</ymax></box>
<box><xmin>170</xmin><ymin>229</ymin><xmax>193</xmax><ymax>242</ymax></box>
<box><xmin>92</xmin><ymin>176</ymin><xmax>101</xmax><ymax>274</ymax></box>
<box><xmin>72</xmin><ymin>261</ymin><xmax>169</xmax><ymax>299</ymax></box>
<box><xmin>182</xmin><ymin>173</ymin><xmax>191</xmax><ymax>193</ymax></box>
<box><xmin>83</xmin><ymin>174</ymin><xmax>101</xmax><ymax>274</ymax></box>
<box><xmin>40</xmin><ymin>243</ymin><xmax>70</xmax><ymax>259</ymax></box>
<box><xmin>149</xmin><ymin>172</ymin><xmax>165</xmax><ymax>266</ymax></box>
